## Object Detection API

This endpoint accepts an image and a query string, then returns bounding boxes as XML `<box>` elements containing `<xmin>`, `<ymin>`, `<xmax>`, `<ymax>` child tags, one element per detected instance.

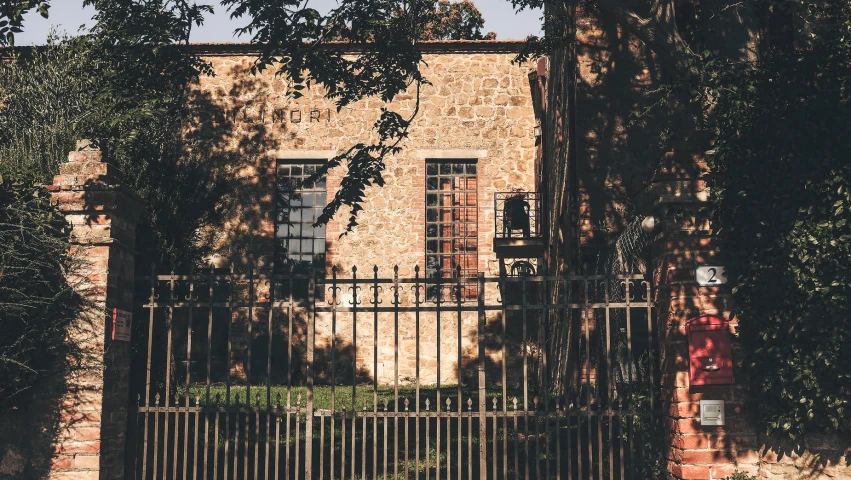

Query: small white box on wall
<box><xmin>699</xmin><ymin>400</ymin><xmax>725</xmax><ymax>426</ymax></box>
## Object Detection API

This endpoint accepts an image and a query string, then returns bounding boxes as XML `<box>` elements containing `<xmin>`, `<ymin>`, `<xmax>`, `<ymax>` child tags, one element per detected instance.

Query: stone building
<box><xmin>182</xmin><ymin>41</ymin><xmax>540</xmax><ymax>386</ymax></box>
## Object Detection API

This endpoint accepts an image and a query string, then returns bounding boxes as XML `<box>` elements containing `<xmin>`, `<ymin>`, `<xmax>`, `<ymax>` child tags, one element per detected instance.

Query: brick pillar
<box><xmin>649</xmin><ymin>143</ymin><xmax>760</xmax><ymax>480</ymax></box>
<box><xmin>48</xmin><ymin>140</ymin><xmax>142</xmax><ymax>480</ymax></box>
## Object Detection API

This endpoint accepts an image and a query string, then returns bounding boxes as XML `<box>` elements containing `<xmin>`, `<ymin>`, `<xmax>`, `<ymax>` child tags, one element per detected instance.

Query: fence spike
<box><xmin>468</xmin><ymin>397</ymin><xmax>473</xmax><ymax>410</ymax></box>
<box><xmin>404</xmin><ymin>398</ymin><xmax>410</xmax><ymax>411</ymax></box>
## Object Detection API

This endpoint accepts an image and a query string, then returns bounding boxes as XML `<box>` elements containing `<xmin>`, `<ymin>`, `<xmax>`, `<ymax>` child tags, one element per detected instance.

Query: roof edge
<box><xmin>1</xmin><ymin>39</ymin><xmax>529</xmax><ymax>61</ymax></box>
<box><xmin>190</xmin><ymin>40</ymin><xmax>528</xmax><ymax>56</ymax></box>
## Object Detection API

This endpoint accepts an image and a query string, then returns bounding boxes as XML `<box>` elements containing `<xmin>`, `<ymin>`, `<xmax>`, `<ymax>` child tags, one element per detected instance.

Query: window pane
<box><xmin>276</xmin><ymin>161</ymin><xmax>328</xmax><ymax>274</ymax></box>
<box><xmin>425</xmin><ymin>160</ymin><xmax>478</xmax><ymax>301</ymax></box>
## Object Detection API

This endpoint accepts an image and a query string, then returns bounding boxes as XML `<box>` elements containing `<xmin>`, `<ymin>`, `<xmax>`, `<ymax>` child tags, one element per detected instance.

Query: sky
<box><xmin>16</xmin><ymin>0</ymin><xmax>543</xmax><ymax>46</ymax></box>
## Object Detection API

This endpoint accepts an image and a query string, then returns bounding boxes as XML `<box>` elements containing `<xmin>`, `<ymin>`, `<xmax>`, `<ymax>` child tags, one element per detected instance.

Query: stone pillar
<box><xmin>48</xmin><ymin>140</ymin><xmax>142</xmax><ymax>480</ymax></box>
<box><xmin>649</xmin><ymin>141</ymin><xmax>759</xmax><ymax>480</ymax></box>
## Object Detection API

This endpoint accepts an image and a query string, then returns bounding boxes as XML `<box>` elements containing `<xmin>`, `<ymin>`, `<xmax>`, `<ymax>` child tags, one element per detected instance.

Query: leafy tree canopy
<box><xmin>700</xmin><ymin>0</ymin><xmax>851</xmax><ymax>437</ymax></box>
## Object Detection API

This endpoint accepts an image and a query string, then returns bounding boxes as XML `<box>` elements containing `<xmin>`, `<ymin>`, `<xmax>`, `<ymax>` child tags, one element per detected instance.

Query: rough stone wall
<box><xmin>189</xmin><ymin>44</ymin><xmax>538</xmax><ymax>385</ymax></box>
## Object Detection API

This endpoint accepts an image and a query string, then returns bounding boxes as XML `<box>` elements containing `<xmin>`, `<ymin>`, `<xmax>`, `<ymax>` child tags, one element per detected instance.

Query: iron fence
<box><xmin>128</xmin><ymin>265</ymin><xmax>658</xmax><ymax>480</ymax></box>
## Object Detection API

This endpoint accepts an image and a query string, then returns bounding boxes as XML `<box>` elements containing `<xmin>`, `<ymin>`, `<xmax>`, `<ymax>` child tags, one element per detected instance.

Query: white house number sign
<box><xmin>695</xmin><ymin>266</ymin><xmax>728</xmax><ymax>286</ymax></box>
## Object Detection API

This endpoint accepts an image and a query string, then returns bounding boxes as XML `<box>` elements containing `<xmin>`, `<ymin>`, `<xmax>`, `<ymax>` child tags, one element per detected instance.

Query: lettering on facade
<box><xmin>226</xmin><ymin>102</ymin><xmax>332</xmax><ymax>125</ymax></box>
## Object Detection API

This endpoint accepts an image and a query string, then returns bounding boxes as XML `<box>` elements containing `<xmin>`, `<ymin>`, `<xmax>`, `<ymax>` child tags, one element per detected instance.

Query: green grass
<box><xmin>178</xmin><ymin>383</ymin><xmax>531</xmax><ymax>410</ymax></box>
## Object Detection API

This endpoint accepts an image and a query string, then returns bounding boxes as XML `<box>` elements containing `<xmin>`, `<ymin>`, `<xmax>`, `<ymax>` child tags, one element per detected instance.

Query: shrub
<box><xmin>0</xmin><ymin>167</ymin><xmax>83</xmax><ymax>408</ymax></box>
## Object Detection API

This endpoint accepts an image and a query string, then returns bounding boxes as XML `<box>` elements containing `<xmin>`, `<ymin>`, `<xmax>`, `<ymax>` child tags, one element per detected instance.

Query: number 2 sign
<box><xmin>696</xmin><ymin>266</ymin><xmax>728</xmax><ymax>286</ymax></box>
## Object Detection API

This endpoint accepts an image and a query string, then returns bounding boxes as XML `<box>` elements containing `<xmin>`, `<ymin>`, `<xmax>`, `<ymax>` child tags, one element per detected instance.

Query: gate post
<box><xmin>48</xmin><ymin>140</ymin><xmax>142</xmax><ymax>480</ymax></box>
<box><xmin>649</xmin><ymin>140</ymin><xmax>758</xmax><ymax>479</ymax></box>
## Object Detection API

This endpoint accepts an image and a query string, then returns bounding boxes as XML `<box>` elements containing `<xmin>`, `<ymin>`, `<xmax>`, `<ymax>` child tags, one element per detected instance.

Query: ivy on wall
<box><xmin>702</xmin><ymin>2</ymin><xmax>851</xmax><ymax>437</ymax></box>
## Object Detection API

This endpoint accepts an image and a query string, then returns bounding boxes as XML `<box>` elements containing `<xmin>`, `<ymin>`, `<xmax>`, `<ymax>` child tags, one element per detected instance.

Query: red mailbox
<box><xmin>687</xmin><ymin>315</ymin><xmax>735</xmax><ymax>386</ymax></box>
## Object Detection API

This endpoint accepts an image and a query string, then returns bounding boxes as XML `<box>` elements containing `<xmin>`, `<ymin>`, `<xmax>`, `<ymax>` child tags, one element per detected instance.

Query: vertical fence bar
<box><xmin>254</xmin><ymin>394</ymin><xmax>260</xmax><ymax>480</ymax></box>
<box><xmin>456</xmin><ymin>267</ymin><xmax>463</xmax><ymax>480</ymax></box>
<box><xmin>492</xmin><ymin>397</ymin><xmax>497</xmax><ymax>480</ymax></box>
<box><xmin>605</xmin><ymin>280</ymin><xmax>614</xmax><ymax>480</ymax></box>
<box><xmin>330</xmin><ymin>267</ymin><xmax>338</xmax><ymax>480</ymax></box>
<box><xmin>512</xmin><ymin>397</ymin><xmax>519</xmax><ymax>480</ymax></box>
<box><xmin>435</xmin><ymin>264</ymin><xmax>442</xmax><ymax>480</ymax></box>
<box><xmin>225</xmin><ymin>269</ymin><xmax>233</xmax><ymax>480</ymax></box>
<box><xmin>152</xmin><ymin>393</ymin><xmax>161</xmax><ymax>480</ymax></box>
<box><xmin>341</xmin><ymin>407</ymin><xmax>347</xmax><ymax>480</ymax></box>
<box><xmin>556</xmin><ymin>403</ymin><xmax>561</xmax><ymax>480</ymax></box>
<box><xmin>275</xmin><ymin>396</ymin><xmax>281</xmax><ymax>480</ymax></box>
<box><xmin>624</xmin><ymin>279</ymin><xmax>634</xmax><ymax>480</ymax></box>
<box><xmin>521</xmin><ymin>274</ymin><xmax>529</xmax><ymax>480</ymax></box>
<box><xmin>234</xmin><ymin>396</ymin><xmax>241</xmax><ymax>480</ymax></box>
<box><xmin>306</xmin><ymin>270</ymin><xmax>316</xmax><ymax>478</ymax></box>
<box><xmin>404</xmin><ymin>398</ymin><xmax>410</xmax><ymax>480</ymax></box>
<box><xmin>425</xmin><ymin>398</ymin><xmax>430</xmax><ymax>480</ymax></box>
<box><xmin>351</xmin><ymin>266</ymin><xmax>359</xmax><ymax>480</ymax></box>
<box><xmin>372</xmin><ymin>266</ymin><xmax>379</xmax><ymax>480</ymax></box>
<box><xmin>383</xmin><ymin>400</ymin><xmax>389</xmax><ymax>480</ymax></box>
<box><xmin>142</xmin><ymin>264</ymin><xmax>156</xmax><ymax>480</ymax></box>
<box><xmin>295</xmin><ymin>395</ymin><xmax>301</xmax><ymax>480</ymax></box>
<box><xmin>243</xmin><ymin>395</ymin><xmax>249</xmax><ymax>480</ymax></box>
<box><xmin>266</xmin><ymin>266</ymin><xmax>275</xmax><ymax>480</ymax></box>
<box><xmin>414</xmin><ymin>266</ymin><xmax>422</xmax><ymax>480</ymax></box>
<box><xmin>477</xmin><ymin>273</ymin><xmax>487</xmax><ymax>480</ymax></box>
<box><xmin>447</xmin><ymin>397</ymin><xmax>452</xmax><ymax>480</ymax></box>
<box><xmin>392</xmin><ymin>266</ymin><xmax>401</xmax><ymax>480</ymax></box>
<box><xmin>184</xmin><ymin>269</ymin><xmax>195</xmax><ymax>480</ymax></box>
<box><xmin>285</xmin><ymin>265</ymin><xmax>294</xmax><ymax>479</ymax></box>
<box><xmin>467</xmin><ymin>398</ymin><xmax>473</xmax><ymax>480</ymax></box>
<box><xmin>213</xmin><ymin>396</ymin><xmax>220</xmax><ymax>480</ymax></box>
<box><xmin>361</xmin><ymin>401</ymin><xmax>367</xmax><ymax>480</ymax></box>
<box><xmin>499</xmin><ymin>276</ymin><xmax>508</xmax><ymax>480</ymax></box>
<box><xmin>542</xmin><ymin>279</ymin><xmax>551</xmax><ymax>480</ymax></box>
<box><xmin>583</xmin><ymin>279</ymin><xmax>592</xmax><ymax>480</ymax></box>
<box><xmin>163</xmin><ymin>271</ymin><xmax>175</xmax><ymax>480</ymax></box>
<box><xmin>194</xmin><ymin>395</ymin><xmax>201</xmax><ymax>480</ymax></box>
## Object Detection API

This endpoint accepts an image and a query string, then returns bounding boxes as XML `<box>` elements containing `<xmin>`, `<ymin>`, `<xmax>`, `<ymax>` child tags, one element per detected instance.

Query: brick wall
<box><xmin>45</xmin><ymin>141</ymin><xmax>142</xmax><ymax>480</ymax></box>
<box><xmin>651</xmin><ymin>142</ymin><xmax>851</xmax><ymax>479</ymax></box>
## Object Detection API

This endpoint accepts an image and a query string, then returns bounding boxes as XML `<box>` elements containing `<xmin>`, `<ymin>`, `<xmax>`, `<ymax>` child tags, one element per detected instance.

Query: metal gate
<box><xmin>128</xmin><ymin>265</ymin><xmax>658</xmax><ymax>479</ymax></box>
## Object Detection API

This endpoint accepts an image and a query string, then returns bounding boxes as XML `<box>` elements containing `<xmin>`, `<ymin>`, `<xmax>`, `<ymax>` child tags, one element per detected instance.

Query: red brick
<box><xmin>51</xmin><ymin>455</ymin><xmax>73</xmax><ymax>470</ymax></box>
<box><xmin>681</xmin><ymin>449</ymin><xmax>735</xmax><ymax>464</ymax></box>
<box><xmin>670</xmin><ymin>463</ymin><xmax>712</xmax><ymax>479</ymax></box>
<box><xmin>72</xmin><ymin>454</ymin><xmax>100</xmax><ymax>469</ymax></box>
<box><xmin>54</xmin><ymin>441</ymin><xmax>100</xmax><ymax>454</ymax></box>
<box><xmin>47</xmin><ymin>470</ymin><xmax>100</xmax><ymax>480</ymax></box>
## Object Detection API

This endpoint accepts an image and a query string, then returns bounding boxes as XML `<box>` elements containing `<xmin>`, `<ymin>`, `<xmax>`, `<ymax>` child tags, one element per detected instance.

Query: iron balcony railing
<box><xmin>494</xmin><ymin>191</ymin><xmax>542</xmax><ymax>239</ymax></box>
